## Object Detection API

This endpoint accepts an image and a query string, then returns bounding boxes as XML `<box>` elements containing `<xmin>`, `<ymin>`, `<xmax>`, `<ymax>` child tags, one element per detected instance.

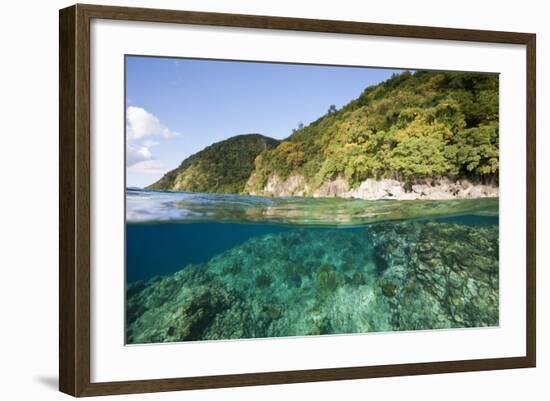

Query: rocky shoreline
<box><xmin>247</xmin><ymin>174</ymin><xmax>498</xmax><ymax>201</ymax></box>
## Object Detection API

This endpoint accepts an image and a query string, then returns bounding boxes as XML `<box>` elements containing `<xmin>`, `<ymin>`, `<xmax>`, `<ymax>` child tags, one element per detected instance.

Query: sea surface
<box><xmin>126</xmin><ymin>189</ymin><xmax>499</xmax><ymax>344</ymax></box>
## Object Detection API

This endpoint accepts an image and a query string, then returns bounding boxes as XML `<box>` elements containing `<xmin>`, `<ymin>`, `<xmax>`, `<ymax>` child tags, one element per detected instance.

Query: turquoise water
<box><xmin>127</xmin><ymin>223</ymin><xmax>293</xmax><ymax>282</ymax></box>
<box><xmin>126</xmin><ymin>189</ymin><xmax>499</xmax><ymax>344</ymax></box>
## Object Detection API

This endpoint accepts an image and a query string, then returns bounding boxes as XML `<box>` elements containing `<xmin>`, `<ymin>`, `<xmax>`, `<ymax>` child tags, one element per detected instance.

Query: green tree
<box><xmin>454</xmin><ymin>123</ymin><xmax>499</xmax><ymax>177</ymax></box>
<box><xmin>389</xmin><ymin>136</ymin><xmax>451</xmax><ymax>179</ymax></box>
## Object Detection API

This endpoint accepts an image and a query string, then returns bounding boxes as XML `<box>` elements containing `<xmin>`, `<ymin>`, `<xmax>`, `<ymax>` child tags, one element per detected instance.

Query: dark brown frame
<box><xmin>59</xmin><ymin>3</ymin><xmax>536</xmax><ymax>397</ymax></box>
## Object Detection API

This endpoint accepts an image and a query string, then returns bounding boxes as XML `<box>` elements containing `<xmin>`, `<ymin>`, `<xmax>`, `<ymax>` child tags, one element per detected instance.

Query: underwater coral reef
<box><xmin>126</xmin><ymin>220</ymin><xmax>498</xmax><ymax>344</ymax></box>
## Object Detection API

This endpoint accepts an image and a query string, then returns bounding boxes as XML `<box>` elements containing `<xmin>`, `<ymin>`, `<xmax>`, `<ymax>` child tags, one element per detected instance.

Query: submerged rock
<box><xmin>368</xmin><ymin>221</ymin><xmax>499</xmax><ymax>330</ymax></box>
<box><xmin>126</xmin><ymin>221</ymin><xmax>499</xmax><ymax>343</ymax></box>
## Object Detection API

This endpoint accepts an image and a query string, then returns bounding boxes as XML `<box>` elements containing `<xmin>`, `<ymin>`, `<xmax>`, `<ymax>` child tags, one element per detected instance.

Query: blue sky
<box><xmin>125</xmin><ymin>56</ymin><xmax>402</xmax><ymax>188</ymax></box>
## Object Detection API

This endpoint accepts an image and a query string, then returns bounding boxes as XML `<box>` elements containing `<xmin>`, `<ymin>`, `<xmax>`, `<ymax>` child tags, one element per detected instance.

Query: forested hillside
<box><xmin>147</xmin><ymin>134</ymin><xmax>279</xmax><ymax>193</ymax></box>
<box><xmin>148</xmin><ymin>71</ymin><xmax>498</xmax><ymax>198</ymax></box>
<box><xmin>246</xmin><ymin>71</ymin><xmax>498</xmax><ymax>195</ymax></box>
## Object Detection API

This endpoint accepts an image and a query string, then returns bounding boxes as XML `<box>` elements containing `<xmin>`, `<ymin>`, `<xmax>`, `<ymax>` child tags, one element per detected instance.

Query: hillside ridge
<box><xmin>149</xmin><ymin>71</ymin><xmax>499</xmax><ymax>200</ymax></box>
<box><xmin>147</xmin><ymin>133</ymin><xmax>280</xmax><ymax>194</ymax></box>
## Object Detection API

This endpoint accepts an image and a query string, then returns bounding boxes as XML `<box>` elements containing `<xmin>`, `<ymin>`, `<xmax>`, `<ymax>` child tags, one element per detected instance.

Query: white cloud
<box><xmin>126</xmin><ymin>106</ymin><xmax>178</xmax><ymax>140</ymax></box>
<box><xmin>128</xmin><ymin>160</ymin><xmax>168</xmax><ymax>174</ymax></box>
<box><xmin>127</xmin><ymin>144</ymin><xmax>152</xmax><ymax>166</ymax></box>
<box><xmin>125</xmin><ymin>106</ymin><xmax>177</xmax><ymax>171</ymax></box>
<box><xmin>142</xmin><ymin>139</ymin><xmax>160</xmax><ymax>147</ymax></box>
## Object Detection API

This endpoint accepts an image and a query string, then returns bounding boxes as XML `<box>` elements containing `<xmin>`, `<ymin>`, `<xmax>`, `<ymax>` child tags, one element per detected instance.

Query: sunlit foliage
<box><xmin>253</xmin><ymin>70</ymin><xmax>499</xmax><ymax>190</ymax></box>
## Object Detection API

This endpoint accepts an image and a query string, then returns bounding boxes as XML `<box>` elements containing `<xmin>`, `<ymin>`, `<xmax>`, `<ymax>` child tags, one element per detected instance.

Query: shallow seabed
<box><xmin>126</xmin><ymin>190</ymin><xmax>499</xmax><ymax>344</ymax></box>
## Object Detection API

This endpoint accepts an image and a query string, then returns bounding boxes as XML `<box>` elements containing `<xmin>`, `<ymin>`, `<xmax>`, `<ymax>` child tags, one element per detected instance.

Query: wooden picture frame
<box><xmin>59</xmin><ymin>3</ymin><xmax>536</xmax><ymax>397</ymax></box>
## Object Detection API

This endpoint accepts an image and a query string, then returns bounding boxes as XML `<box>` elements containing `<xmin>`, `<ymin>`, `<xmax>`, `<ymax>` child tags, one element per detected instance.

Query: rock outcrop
<box><xmin>248</xmin><ymin>174</ymin><xmax>498</xmax><ymax>200</ymax></box>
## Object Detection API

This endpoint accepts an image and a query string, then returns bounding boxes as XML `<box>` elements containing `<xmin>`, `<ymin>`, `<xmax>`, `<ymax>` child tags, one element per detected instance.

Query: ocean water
<box><xmin>127</xmin><ymin>223</ymin><xmax>294</xmax><ymax>282</ymax></box>
<box><xmin>126</xmin><ymin>189</ymin><xmax>499</xmax><ymax>344</ymax></box>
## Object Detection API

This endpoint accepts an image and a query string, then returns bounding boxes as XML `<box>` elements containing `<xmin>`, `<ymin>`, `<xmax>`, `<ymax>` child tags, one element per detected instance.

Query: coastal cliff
<box><xmin>246</xmin><ymin>174</ymin><xmax>498</xmax><ymax>200</ymax></box>
<box><xmin>149</xmin><ymin>71</ymin><xmax>499</xmax><ymax>200</ymax></box>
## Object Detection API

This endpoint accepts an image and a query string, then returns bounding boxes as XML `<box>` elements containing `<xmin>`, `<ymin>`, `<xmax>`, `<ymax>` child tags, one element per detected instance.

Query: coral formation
<box><xmin>126</xmin><ymin>220</ymin><xmax>499</xmax><ymax>344</ymax></box>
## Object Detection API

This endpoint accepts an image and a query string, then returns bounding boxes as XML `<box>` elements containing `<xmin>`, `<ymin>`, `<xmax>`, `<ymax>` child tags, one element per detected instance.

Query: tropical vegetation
<box><xmin>149</xmin><ymin>71</ymin><xmax>499</xmax><ymax>194</ymax></box>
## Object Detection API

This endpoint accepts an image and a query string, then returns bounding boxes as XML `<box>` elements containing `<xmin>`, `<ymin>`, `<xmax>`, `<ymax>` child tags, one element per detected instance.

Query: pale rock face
<box><xmin>254</xmin><ymin>174</ymin><xmax>498</xmax><ymax>201</ymax></box>
<box><xmin>348</xmin><ymin>177</ymin><xmax>498</xmax><ymax>200</ymax></box>
<box><xmin>263</xmin><ymin>174</ymin><xmax>308</xmax><ymax>197</ymax></box>
<box><xmin>346</xmin><ymin>179</ymin><xmax>405</xmax><ymax>200</ymax></box>
<box><xmin>313</xmin><ymin>177</ymin><xmax>349</xmax><ymax>198</ymax></box>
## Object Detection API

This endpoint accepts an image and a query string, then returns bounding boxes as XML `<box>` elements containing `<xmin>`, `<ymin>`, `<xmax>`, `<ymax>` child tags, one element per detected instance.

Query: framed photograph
<box><xmin>59</xmin><ymin>4</ymin><xmax>536</xmax><ymax>397</ymax></box>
